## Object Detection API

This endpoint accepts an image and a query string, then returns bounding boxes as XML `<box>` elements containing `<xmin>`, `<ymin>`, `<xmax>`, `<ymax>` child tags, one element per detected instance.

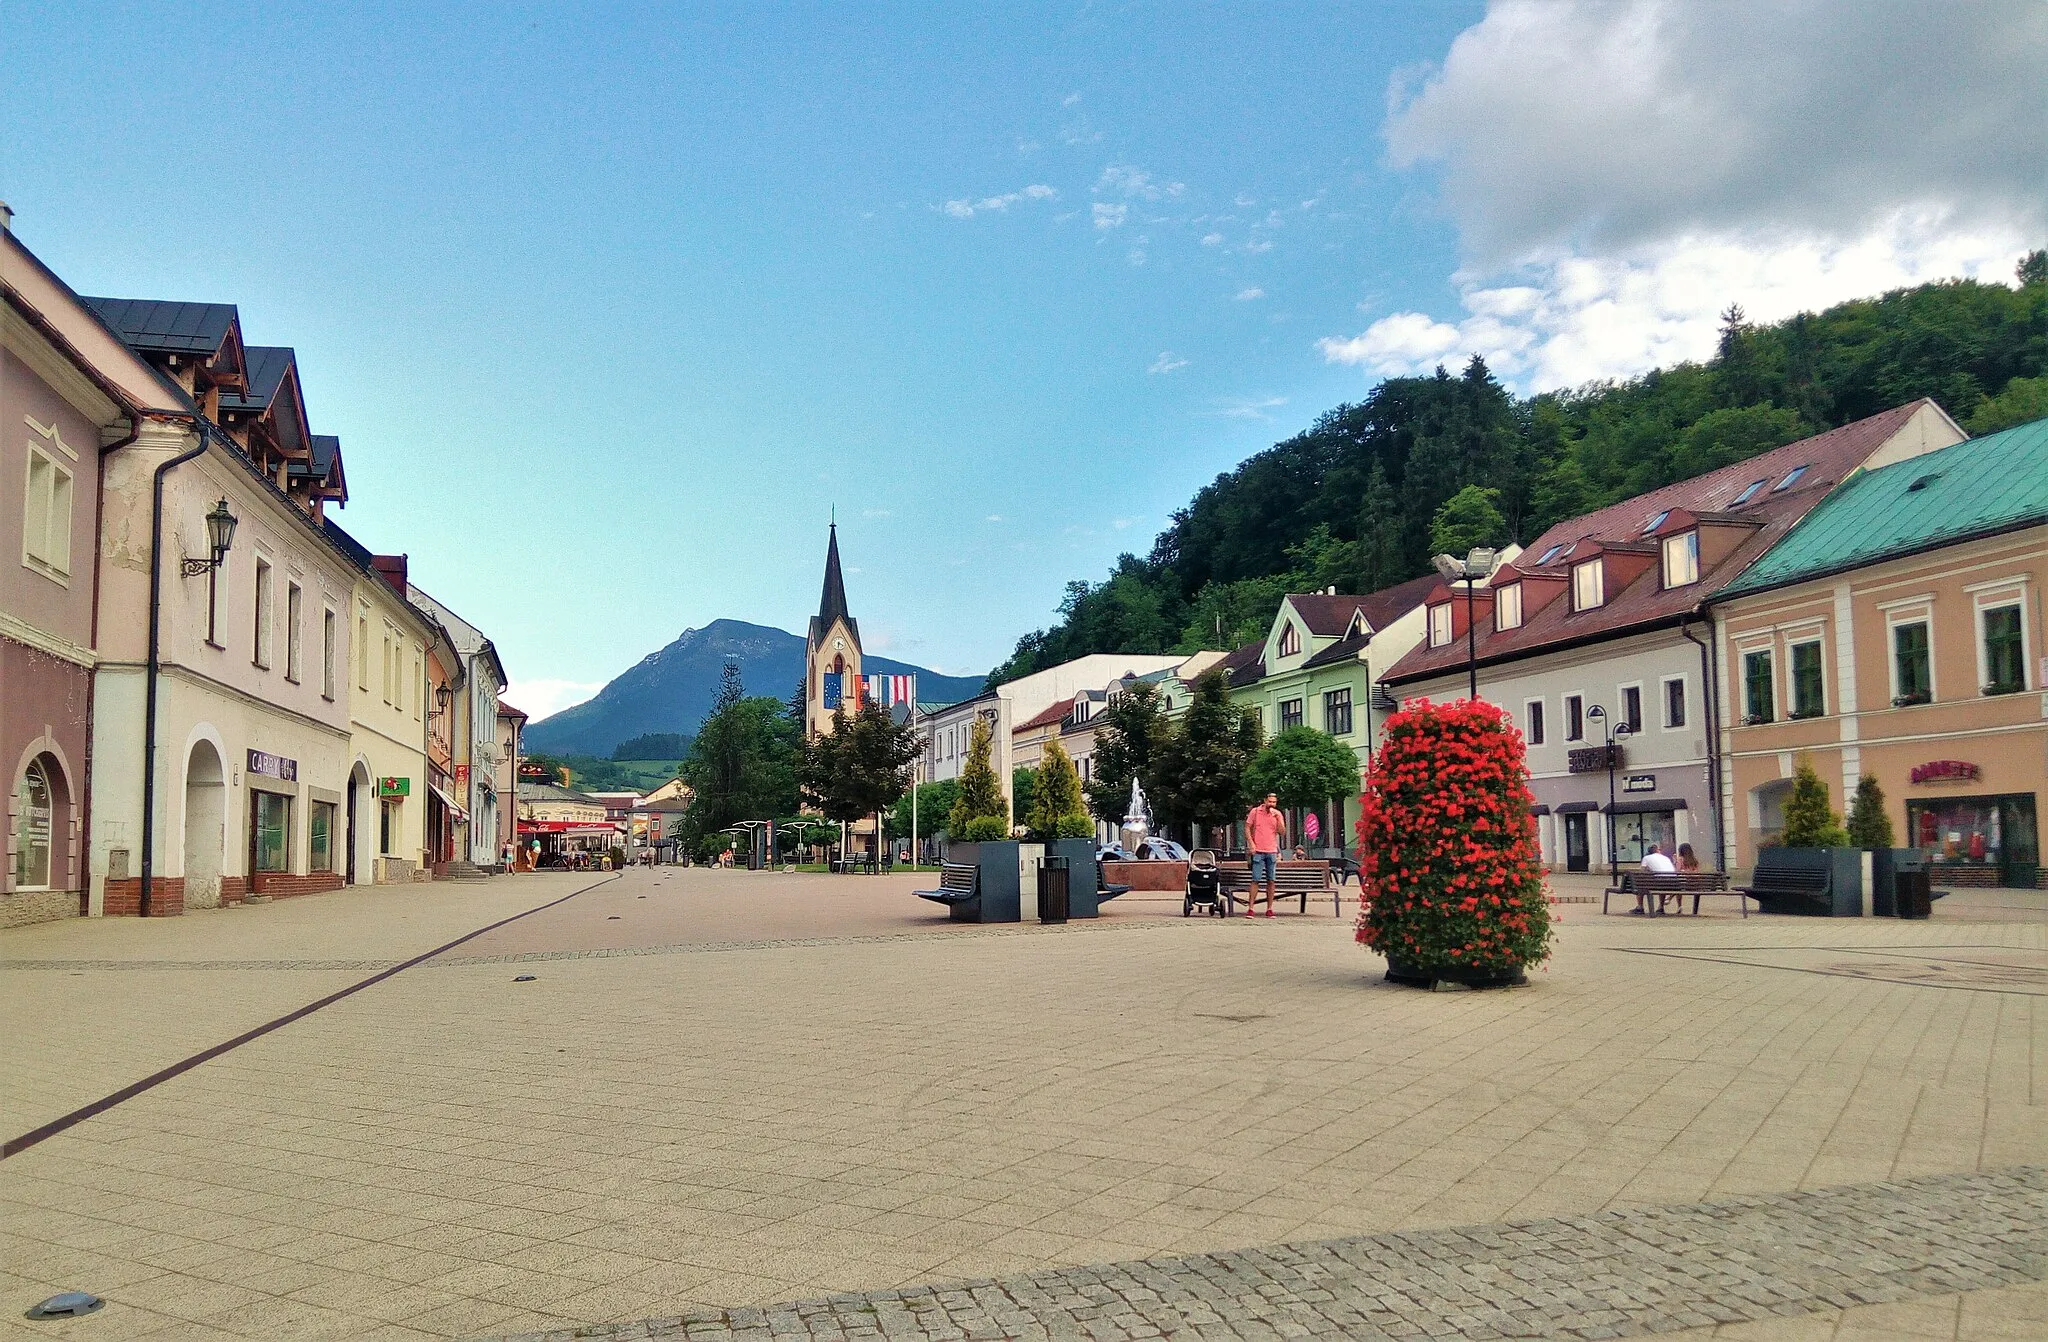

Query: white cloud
<box><xmin>1234</xmin><ymin>287</ymin><xmax>1264</xmax><ymax>301</ymax></box>
<box><xmin>985</xmin><ymin>514</ymin><xmax>1003</xmax><ymax>523</ymax></box>
<box><xmin>940</xmin><ymin>184</ymin><xmax>1058</xmax><ymax>219</ymax></box>
<box><xmin>1127</xmin><ymin>247</ymin><xmax>1148</xmax><ymax>267</ymax></box>
<box><xmin>862</xmin><ymin>508</ymin><xmax>892</xmax><ymax>518</ymax></box>
<box><xmin>1062</xmin><ymin>92</ymin><xmax>1082</xmax><ymax>107</ymax></box>
<box><xmin>1329</xmin><ymin>0</ymin><xmax>2047</xmax><ymax>392</ymax></box>
<box><xmin>1017</xmin><ymin>139</ymin><xmax>1041</xmax><ymax>154</ymax></box>
<box><xmin>1097</xmin><ymin>164</ymin><xmax>1186</xmax><ymax>201</ymax></box>
<box><xmin>1200</xmin><ymin>232</ymin><xmax>1224</xmax><ymax>247</ymax></box>
<box><xmin>502</xmin><ymin>678</ymin><xmax>606</xmax><ymax>720</ymax></box>
<box><xmin>1242</xmin><ymin>239</ymin><xmax>1274</xmax><ymax>254</ymax></box>
<box><xmin>1148</xmin><ymin>352</ymin><xmax>1189</xmax><ymax>375</ymax></box>
<box><xmin>1111</xmin><ymin>517</ymin><xmax>1137</xmax><ymax>530</ymax></box>
<box><xmin>1092</xmin><ymin>203</ymin><xmax>1127</xmax><ymax>230</ymax></box>
<box><xmin>1213</xmin><ymin>396</ymin><xmax>1287</xmax><ymax>420</ymax></box>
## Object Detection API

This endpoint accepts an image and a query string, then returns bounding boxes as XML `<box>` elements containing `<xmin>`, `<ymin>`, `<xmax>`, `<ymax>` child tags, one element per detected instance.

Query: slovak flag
<box><xmin>864</xmin><ymin>673</ymin><xmax>916</xmax><ymax>706</ymax></box>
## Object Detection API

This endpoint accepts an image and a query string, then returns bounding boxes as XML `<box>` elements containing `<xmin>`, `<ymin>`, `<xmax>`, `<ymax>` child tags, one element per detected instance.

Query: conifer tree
<box><xmin>1845</xmin><ymin>774</ymin><xmax>1895</xmax><ymax>849</ymax></box>
<box><xmin>949</xmin><ymin>718</ymin><xmax>1009</xmax><ymax>841</ymax></box>
<box><xmin>1029</xmin><ymin>738</ymin><xmax>1092</xmax><ymax>840</ymax></box>
<box><xmin>1781</xmin><ymin>756</ymin><xmax>1849</xmax><ymax>848</ymax></box>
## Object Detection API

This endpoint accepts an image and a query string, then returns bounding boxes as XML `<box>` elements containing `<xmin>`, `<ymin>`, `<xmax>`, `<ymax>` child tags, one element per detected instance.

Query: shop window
<box><xmin>1564</xmin><ymin>694</ymin><xmax>1584</xmax><ymax>741</ymax></box>
<box><xmin>252</xmin><ymin>792</ymin><xmax>291</xmax><ymax>872</ymax></box>
<box><xmin>12</xmin><ymin>759</ymin><xmax>54</xmax><ymax>890</ymax></box>
<box><xmin>1495</xmin><ymin>583</ymin><xmax>1523</xmax><ymax>630</ymax></box>
<box><xmin>1982</xmin><ymin>604</ymin><xmax>2025</xmax><ymax>693</ymax></box>
<box><xmin>1429</xmin><ymin>603</ymin><xmax>1453</xmax><ymax>647</ymax></box>
<box><xmin>380</xmin><ymin>799</ymin><xmax>398</xmax><ymax>856</ymax></box>
<box><xmin>1621</xmin><ymin>685</ymin><xmax>1642</xmax><ymax>733</ymax></box>
<box><xmin>1664</xmin><ymin>677</ymin><xmax>1687</xmax><ymax>728</ymax></box>
<box><xmin>309</xmin><ymin>801</ymin><xmax>335</xmax><ymax>872</ymax></box>
<box><xmin>1662</xmin><ymin>531</ymin><xmax>1699</xmax><ymax>587</ymax></box>
<box><xmin>22</xmin><ymin>448</ymin><xmax>74</xmax><ymax>581</ymax></box>
<box><xmin>1742</xmin><ymin>649</ymin><xmax>1775</xmax><ymax>724</ymax></box>
<box><xmin>1278</xmin><ymin>623</ymin><xmax>1300</xmax><ymax>657</ymax></box>
<box><xmin>1525</xmin><ymin>699</ymin><xmax>1545</xmax><ymax>746</ymax></box>
<box><xmin>1892</xmin><ymin>621</ymin><xmax>1931</xmax><ymax>705</ymax></box>
<box><xmin>1612</xmin><ymin>811</ymin><xmax>1677</xmax><ymax>865</ymax></box>
<box><xmin>358</xmin><ymin>610</ymin><xmax>370</xmax><ymax>689</ymax></box>
<box><xmin>1572</xmin><ymin>559</ymin><xmax>1604</xmax><ymax>611</ymax></box>
<box><xmin>253</xmin><ymin>558</ymin><xmax>273</xmax><ymax>668</ymax></box>
<box><xmin>1791</xmin><ymin>641</ymin><xmax>1825</xmax><ymax>718</ymax></box>
<box><xmin>285</xmin><ymin>583</ymin><xmax>303</xmax><ymax>682</ymax></box>
<box><xmin>1280</xmin><ymin>698</ymin><xmax>1304</xmax><ymax>730</ymax></box>
<box><xmin>1909</xmin><ymin>795</ymin><xmax>2039</xmax><ymax>882</ymax></box>
<box><xmin>1323</xmin><ymin>688</ymin><xmax>1352</xmax><ymax>736</ymax></box>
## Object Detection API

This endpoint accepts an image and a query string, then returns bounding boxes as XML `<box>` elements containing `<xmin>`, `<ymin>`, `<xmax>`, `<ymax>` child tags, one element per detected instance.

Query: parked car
<box><xmin>1097</xmin><ymin>843</ymin><xmax>1135</xmax><ymax>864</ymax></box>
<box><xmin>1134</xmin><ymin>838</ymin><xmax>1188</xmax><ymax>861</ymax></box>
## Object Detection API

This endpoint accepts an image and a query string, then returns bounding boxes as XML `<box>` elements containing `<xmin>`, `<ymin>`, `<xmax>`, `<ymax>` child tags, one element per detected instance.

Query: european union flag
<box><xmin>823</xmin><ymin>673</ymin><xmax>842</xmax><ymax>709</ymax></box>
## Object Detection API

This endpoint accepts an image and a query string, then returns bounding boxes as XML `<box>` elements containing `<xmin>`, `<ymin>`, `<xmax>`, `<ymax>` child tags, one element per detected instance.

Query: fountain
<box><xmin>1119</xmin><ymin>776</ymin><xmax>1151</xmax><ymax>853</ymax></box>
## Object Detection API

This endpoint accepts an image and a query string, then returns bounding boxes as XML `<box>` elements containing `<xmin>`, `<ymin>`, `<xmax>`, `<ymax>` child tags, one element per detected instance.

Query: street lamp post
<box><xmin>1585</xmin><ymin>704</ymin><xmax>1632</xmax><ymax>884</ymax></box>
<box><xmin>1431</xmin><ymin>546</ymin><xmax>1497</xmax><ymax>701</ymax></box>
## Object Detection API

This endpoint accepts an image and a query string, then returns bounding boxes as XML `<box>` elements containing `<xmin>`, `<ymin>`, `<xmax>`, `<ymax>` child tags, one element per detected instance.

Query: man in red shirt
<box><xmin>1244</xmin><ymin>792</ymin><xmax>1287</xmax><ymax>917</ymax></box>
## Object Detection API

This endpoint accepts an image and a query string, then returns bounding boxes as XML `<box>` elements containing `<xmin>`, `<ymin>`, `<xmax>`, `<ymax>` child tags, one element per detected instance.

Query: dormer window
<box><xmin>1771</xmin><ymin>465</ymin><xmax>1809</xmax><ymax>493</ymax></box>
<box><xmin>1537</xmin><ymin>543</ymin><xmax>1564</xmax><ymax>565</ymax></box>
<box><xmin>1732</xmin><ymin>478</ymin><xmax>1768</xmax><ymax>506</ymax></box>
<box><xmin>1571</xmin><ymin>559</ymin><xmax>1604</xmax><ymax>611</ymax></box>
<box><xmin>1642</xmin><ymin>510</ymin><xmax>1670</xmax><ymax>535</ymax></box>
<box><xmin>1278</xmin><ymin>623</ymin><xmax>1301</xmax><ymax>657</ymax></box>
<box><xmin>1428</xmin><ymin>602</ymin><xmax>1454</xmax><ymax>647</ymax></box>
<box><xmin>1662</xmin><ymin>531</ymin><xmax>1700</xmax><ymax>588</ymax></box>
<box><xmin>1495</xmin><ymin>583</ymin><xmax>1523</xmax><ymax>630</ymax></box>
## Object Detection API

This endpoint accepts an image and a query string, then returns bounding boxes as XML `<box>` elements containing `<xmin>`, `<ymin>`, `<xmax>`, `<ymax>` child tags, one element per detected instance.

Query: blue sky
<box><xmin>9</xmin><ymin>2</ymin><xmax>2039</xmax><ymax>716</ymax></box>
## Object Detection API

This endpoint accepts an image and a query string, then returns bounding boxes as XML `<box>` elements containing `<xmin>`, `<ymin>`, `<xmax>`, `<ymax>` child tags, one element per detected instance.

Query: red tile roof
<box><xmin>1382</xmin><ymin>401</ymin><xmax>1937</xmax><ymax>686</ymax></box>
<box><xmin>1013</xmin><ymin>699</ymin><xmax>1074</xmax><ymax>733</ymax></box>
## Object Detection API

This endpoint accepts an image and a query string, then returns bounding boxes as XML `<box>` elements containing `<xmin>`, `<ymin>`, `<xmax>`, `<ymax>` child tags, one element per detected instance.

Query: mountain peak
<box><xmin>523</xmin><ymin>620</ymin><xmax>983</xmax><ymax>756</ymax></box>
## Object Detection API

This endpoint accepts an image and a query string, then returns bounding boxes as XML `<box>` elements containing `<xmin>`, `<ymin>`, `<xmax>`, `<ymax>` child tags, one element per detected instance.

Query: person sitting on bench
<box><xmin>1634</xmin><ymin>841</ymin><xmax>1676</xmax><ymax>915</ymax></box>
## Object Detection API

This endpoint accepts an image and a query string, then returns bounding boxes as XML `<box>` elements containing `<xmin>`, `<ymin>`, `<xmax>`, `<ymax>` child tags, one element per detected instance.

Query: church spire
<box><xmin>817</xmin><ymin>521</ymin><xmax>851</xmax><ymax>631</ymax></box>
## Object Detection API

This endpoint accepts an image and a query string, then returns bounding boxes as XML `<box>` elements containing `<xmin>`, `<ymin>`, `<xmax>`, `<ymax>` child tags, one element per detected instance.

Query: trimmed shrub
<box><xmin>957</xmin><ymin>815</ymin><xmax>1010</xmax><ymax>843</ymax></box>
<box><xmin>1845</xmin><ymin>774</ymin><xmax>1895</xmax><ymax>849</ymax></box>
<box><xmin>1355</xmin><ymin>699</ymin><xmax>1552</xmax><ymax>976</ymax></box>
<box><xmin>1782</xmin><ymin>756</ymin><xmax>1849</xmax><ymax>848</ymax></box>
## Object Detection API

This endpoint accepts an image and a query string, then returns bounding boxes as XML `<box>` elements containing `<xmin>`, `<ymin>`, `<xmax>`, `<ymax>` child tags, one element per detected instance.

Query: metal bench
<box><xmin>914</xmin><ymin>862</ymin><xmax>982</xmax><ymax>921</ymax></box>
<box><xmin>1603</xmin><ymin>870</ymin><xmax>1746</xmax><ymax>917</ymax></box>
<box><xmin>1738</xmin><ymin>848</ymin><xmax>1855</xmax><ymax>917</ymax></box>
<box><xmin>1219</xmin><ymin>860</ymin><xmax>1338</xmax><ymax>915</ymax></box>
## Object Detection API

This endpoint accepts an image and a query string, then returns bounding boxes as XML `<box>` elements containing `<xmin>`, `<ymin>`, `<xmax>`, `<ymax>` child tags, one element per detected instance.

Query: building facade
<box><xmin>1712</xmin><ymin>420</ymin><xmax>2046</xmax><ymax>887</ymax></box>
<box><xmin>407</xmin><ymin>586</ymin><xmax>507</xmax><ymax>872</ymax></box>
<box><xmin>1381</xmin><ymin>401</ymin><xmax>1964</xmax><ymax>875</ymax></box>
<box><xmin>804</xmin><ymin>523</ymin><xmax>863</xmax><ymax>738</ymax></box>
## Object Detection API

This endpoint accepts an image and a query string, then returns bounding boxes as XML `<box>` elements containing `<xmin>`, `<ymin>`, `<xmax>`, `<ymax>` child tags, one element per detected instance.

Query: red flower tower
<box><xmin>1355</xmin><ymin>699</ymin><xmax>1553</xmax><ymax>987</ymax></box>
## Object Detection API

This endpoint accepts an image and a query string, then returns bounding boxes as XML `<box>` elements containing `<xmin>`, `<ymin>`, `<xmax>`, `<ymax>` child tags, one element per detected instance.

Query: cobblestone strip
<box><xmin>496</xmin><ymin>1167</ymin><xmax>2047</xmax><ymax>1341</ymax></box>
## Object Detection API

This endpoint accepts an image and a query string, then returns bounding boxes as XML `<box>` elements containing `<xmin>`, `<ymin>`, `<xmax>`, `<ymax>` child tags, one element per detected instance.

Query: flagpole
<box><xmin>909</xmin><ymin>676</ymin><xmax>919</xmax><ymax>871</ymax></box>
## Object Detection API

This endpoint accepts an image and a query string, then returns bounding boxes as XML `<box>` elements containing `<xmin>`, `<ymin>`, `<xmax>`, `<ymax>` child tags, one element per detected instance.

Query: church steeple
<box><xmin>817</xmin><ymin>522</ymin><xmax>853</xmax><ymax>635</ymax></box>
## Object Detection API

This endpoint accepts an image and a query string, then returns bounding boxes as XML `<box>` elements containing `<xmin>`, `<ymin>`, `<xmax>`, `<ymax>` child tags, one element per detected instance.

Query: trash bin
<box><xmin>1037</xmin><ymin>855</ymin><xmax>1070</xmax><ymax>924</ymax></box>
<box><xmin>1895</xmin><ymin>867</ymin><xmax>1931</xmax><ymax>920</ymax></box>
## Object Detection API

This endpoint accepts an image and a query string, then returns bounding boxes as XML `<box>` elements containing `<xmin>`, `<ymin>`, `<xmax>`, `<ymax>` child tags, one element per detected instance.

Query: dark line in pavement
<box><xmin>1</xmin><ymin>875</ymin><xmax>618</xmax><ymax>1160</ymax></box>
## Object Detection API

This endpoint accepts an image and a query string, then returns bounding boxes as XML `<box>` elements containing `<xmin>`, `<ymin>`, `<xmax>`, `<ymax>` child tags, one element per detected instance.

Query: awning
<box><xmin>517</xmin><ymin>819</ymin><xmax>623</xmax><ymax>836</ymax></box>
<box><xmin>1603</xmin><ymin>798</ymin><xmax>1688</xmax><ymax>815</ymax></box>
<box><xmin>428</xmin><ymin>781</ymin><xmax>469</xmax><ymax>824</ymax></box>
<box><xmin>1553</xmin><ymin>801</ymin><xmax>1600</xmax><ymax>814</ymax></box>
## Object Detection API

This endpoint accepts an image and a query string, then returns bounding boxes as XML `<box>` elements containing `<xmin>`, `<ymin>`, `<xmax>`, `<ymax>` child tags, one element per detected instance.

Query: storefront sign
<box><xmin>247</xmin><ymin>749</ymin><xmax>298</xmax><ymax>782</ymax></box>
<box><xmin>377</xmin><ymin>777</ymin><xmax>410</xmax><ymax>798</ymax></box>
<box><xmin>1623</xmin><ymin>774</ymin><xmax>1657</xmax><ymax>793</ymax></box>
<box><xmin>454</xmin><ymin>764</ymin><xmax>471</xmax><ymax>785</ymax></box>
<box><xmin>1568</xmin><ymin>745</ymin><xmax>1623</xmax><ymax>774</ymax></box>
<box><xmin>1909</xmin><ymin>759</ymin><xmax>1980</xmax><ymax>785</ymax></box>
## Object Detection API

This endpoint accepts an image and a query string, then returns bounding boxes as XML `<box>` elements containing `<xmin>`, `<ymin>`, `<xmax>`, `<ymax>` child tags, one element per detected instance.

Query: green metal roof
<box><xmin>1718</xmin><ymin>416</ymin><xmax>2048</xmax><ymax>599</ymax></box>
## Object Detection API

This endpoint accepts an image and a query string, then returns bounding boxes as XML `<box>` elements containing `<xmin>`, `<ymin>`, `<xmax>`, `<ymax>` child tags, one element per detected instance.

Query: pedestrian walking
<box><xmin>1244</xmin><ymin>792</ymin><xmax>1287</xmax><ymax>917</ymax></box>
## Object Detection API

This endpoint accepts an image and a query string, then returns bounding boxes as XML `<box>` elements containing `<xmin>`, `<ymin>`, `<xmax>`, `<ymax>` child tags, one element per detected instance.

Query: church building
<box><xmin>803</xmin><ymin>522</ymin><xmax>862</xmax><ymax>737</ymax></box>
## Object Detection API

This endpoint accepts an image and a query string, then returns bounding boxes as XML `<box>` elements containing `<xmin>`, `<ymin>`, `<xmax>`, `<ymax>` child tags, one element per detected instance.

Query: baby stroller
<box><xmin>1184</xmin><ymin>849</ymin><xmax>1226</xmax><ymax>917</ymax></box>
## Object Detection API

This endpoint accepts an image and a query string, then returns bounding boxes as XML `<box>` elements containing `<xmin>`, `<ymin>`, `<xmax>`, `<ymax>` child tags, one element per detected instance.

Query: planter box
<box><xmin>972</xmin><ymin>841</ymin><xmax>1021</xmax><ymax>923</ymax></box>
<box><xmin>1053</xmin><ymin>839</ymin><xmax>1099</xmax><ymax>918</ymax></box>
<box><xmin>1385</xmin><ymin>957</ymin><xmax>1528</xmax><ymax>990</ymax></box>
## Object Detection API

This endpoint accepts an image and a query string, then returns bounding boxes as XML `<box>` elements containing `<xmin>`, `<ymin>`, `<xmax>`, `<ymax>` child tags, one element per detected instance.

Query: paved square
<box><xmin>2</xmin><ymin>869</ymin><xmax>2043</xmax><ymax>1339</ymax></box>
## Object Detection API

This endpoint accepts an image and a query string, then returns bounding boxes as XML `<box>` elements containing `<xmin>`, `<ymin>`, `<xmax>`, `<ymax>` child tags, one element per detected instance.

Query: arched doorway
<box><xmin>348</xmin><ymin>762</ymin><xmax>370</xmax><ymax>884</ymax></box>
<box><xmin>11</xmin><ymin>754</ymin><xmax>68</xmax><ymax>893</ymax></box>
<box><xmin>182</xmin><ymin>741</ymin><xmax>226</xmax><ymax>908</ymax></box>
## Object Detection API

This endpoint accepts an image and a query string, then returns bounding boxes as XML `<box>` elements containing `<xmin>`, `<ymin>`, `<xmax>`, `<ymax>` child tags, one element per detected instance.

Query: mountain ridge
<box><xmin>522</xmin><ymin>619</ymin><xmax>984</xmax><ymax>756</ymax></box>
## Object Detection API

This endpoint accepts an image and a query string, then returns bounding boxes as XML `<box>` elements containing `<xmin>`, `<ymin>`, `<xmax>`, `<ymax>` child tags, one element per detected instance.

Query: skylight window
<box><xmin>1732</xmin><ymin>479</ymin><xmax>1768</xmax><ymax>505</ymax></box>
<box><xmin>1642</xmin><ymin>510</ymin><xmax>1670</xmax><ymax>534</ymax></box>
<box><xmin>1771</xmin><ymin>465</ymin><xmax>1809</xmax><ymax>493</ymax></box>
<box><xmin>1537</xmin><ymin>544</ymin><xmax>1564</xmax><ymax>565</ymax></box>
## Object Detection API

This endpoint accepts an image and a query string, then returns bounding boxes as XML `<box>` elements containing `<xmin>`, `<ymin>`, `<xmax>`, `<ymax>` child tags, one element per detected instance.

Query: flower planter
<box><xmin>1383</xmin><ymin>957</ymin><xmax>1527</xmax><ymax>990</ymax></box>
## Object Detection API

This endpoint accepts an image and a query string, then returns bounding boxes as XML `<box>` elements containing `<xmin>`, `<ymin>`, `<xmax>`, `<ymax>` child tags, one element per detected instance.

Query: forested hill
<box><xmin>991</xmin><ymin>257</ymin><xmax>2047</xmax><ymax>685</ymax></box>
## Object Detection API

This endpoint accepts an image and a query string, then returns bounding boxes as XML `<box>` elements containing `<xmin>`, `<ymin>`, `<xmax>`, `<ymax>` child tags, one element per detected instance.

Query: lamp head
<box><xmin>1586</xmin><ymin>704</ymin><xmax>1606</xmax><ymax>721</ymax></box>
<box><xmin>1431</xmin><ymin>553</ymin><xmax>1462</xmax><ymax>581</ymax></box>
<box><xmin>1465</xmin><ymin>546</ymin><xmax>1497</xmax><ymax>575</ymax></box>
<box><xmin>204</xmin><ymin>498</ymin><xmax>238</xmax><ymax>560</ymax></box>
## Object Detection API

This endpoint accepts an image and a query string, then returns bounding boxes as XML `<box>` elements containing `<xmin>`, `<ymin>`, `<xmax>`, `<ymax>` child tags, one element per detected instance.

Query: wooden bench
<box><xmin>1219</xmin><ymin>860</ymin><xmax>1337</xmax><ymax>915</ymax></box>
<box><xmin>914</xmin><ymin>862</ymin><xmax>982</xmax><ymax>921</ymax></box>
<box><xmin>1603</xmin><ymin>870</ymin><xmax>1747</xmax><ymax>917</ymax></box>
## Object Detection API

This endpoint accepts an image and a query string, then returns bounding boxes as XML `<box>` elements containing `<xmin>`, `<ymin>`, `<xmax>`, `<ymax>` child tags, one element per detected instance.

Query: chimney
<box><xmin>371</xmin><ymin>553</ymin><xmax>408</xmax><ymax>597</ymax></box>
<box><xmin>0</xmin><ymin>202</ymin><xmax>13</xmax><ymax>233</ymax></box>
